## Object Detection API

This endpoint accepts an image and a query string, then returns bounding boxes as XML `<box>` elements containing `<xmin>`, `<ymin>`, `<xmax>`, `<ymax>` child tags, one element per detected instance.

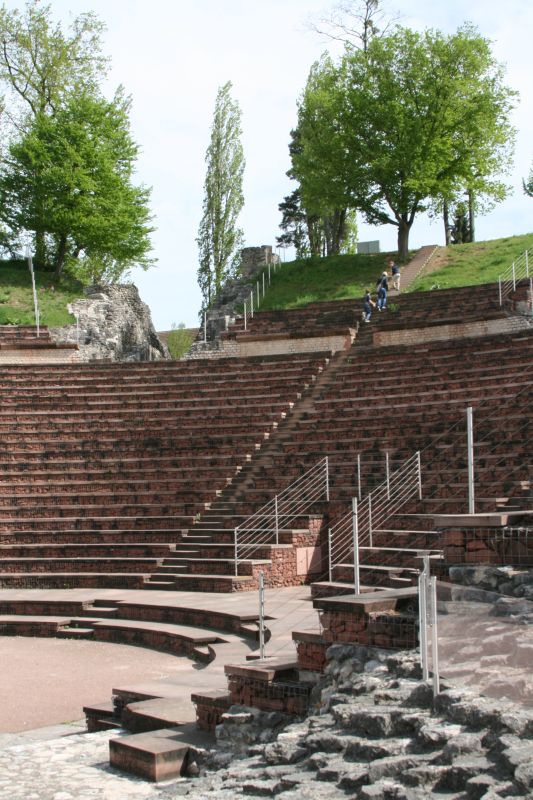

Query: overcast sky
<box><xmin>4</xmin><ymin>0</ymin><xmax>533</xmax><ymax>328</ymax></box>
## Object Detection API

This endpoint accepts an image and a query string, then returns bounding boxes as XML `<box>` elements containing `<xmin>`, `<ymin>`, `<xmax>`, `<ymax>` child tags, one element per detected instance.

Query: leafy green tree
<box><xmin>293</xmin><ymin>25</ymin><xmax>516</xmax><ymax>260</ymax></box>
<box><xmin>0</xmin><ymin>89</ymin><xmax>154</xmax><ymax>280</ymax></box>
<box><xmin>277</xmin><ymin>189</ymin><xmax>309</xmax><ymax>258</ymax></box>
<box><xmin>0</xmin><ymin>0</ymin><xmax>107</xmax><ymax>121</ymax></box>
<box><xmin>167</xmin><ymin>323</ymin><xmax>194</xmax><ymax>359</ymax></box>
<box><xmin>523</xmin><ymin>164</ymin><xmax>533</xmax><ymax>198</ymax></box>
<box><xmin>197</xmin><ymin>81</ymin><xmax>245</xmax><ymax>309</ymax></box>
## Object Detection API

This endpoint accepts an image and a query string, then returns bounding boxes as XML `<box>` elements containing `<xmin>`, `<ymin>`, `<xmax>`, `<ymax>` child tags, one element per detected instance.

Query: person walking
<box><xmin>363</xmin><ymin>289</ymin><xmax>375</xmax><ymax>322</ymax></box>
<box><xmin>376</xmin><ymin>272</ymin><xmax>388</xmax><ymax>311</ymax></box>
<box><xmin>389</xmin><ymin>259</ymin><xmax>401</xmax><ymax>292</ymax></box>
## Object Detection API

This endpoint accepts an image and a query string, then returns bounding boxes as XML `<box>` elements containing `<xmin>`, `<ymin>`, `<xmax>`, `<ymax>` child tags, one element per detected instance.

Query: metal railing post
<box><xmin>512</xmin><ymin>262</ymin><xmax>516</xmax><ymax>291</ymax></box>
<box><xmin>526</xmin><ymin>250</ymin><xmax>529</xmax><ymax>278</ymax></box>
<box><xmin>325</xmin><ymin>456</ymin><xmax>330</xmax><ymax>502</ymax></box>
<box><xmin>274</xmin><ymin>495</ymin><xmax>279</xmax><ymax>545</ymax></box>
<box><xmin>259</xmin><ymin>571</ymin><xmax>265</xmax><ymax>659</ymax></box>
<box><xmin>352</xmin><ymin>497</ymin><xmax>360</xmax><ymax>594</ymax></box>
<box><xmin>243</xmin><ymin>300</ymin><xmax>247</xmax><ymax>331</ymax></box>
<box><xmin>467</xmin><ymin>406</ymin><xmax>475</xmax><ymax>514</ymax></box>
<box><xmin>385</xmin><ymin>452</ymin><xmax>390</xmax><ymax>499</ymax></box>
<box><xmin>368</xmin><ymin>493</ymin><xmax>372</xmax><ymax>547</ymax></box>
<box><xmin>234</xmin><ymin>527</ymin><xmax>239</xmax><ymax>576</ymax></box>
<box><xmin>417</xmin><ymin>451</ymin><xmax>422</xmax><ymax>500</ymax></box>
<box><xmin>250</xmin><ymin>290</ymin><xmax>254</xmax><ymax>318</ymax></box>
<box><xmin>256</xmin><ymin>281</ymin><xmax>260</xmax><ymax>307</ymax></box>
<box><xmin>262</xmin><ymin>272</ymin><xmax>265</xmax><ymax>298</ymax></box>
<box><xmin>268</xmin><ymin>263</ymin><xmax>271</xmax><ymax>285</ymax></box>
<box><xmin>498</xmin><ymin>277</ymin><xmax>502</xmax><ymax>307</ymax></box>
<box><xmin>418</xmin><ymin>566</ymin><xmax>428</xmax><ymax>682</ymax></box>
<box><xmin>27</xmin><ymin>251</ymin><xmax>40</xmax><ymax>337</ymax></box>
<box><xmin>430</xmin><ymin>576</ymin><xmax>440</xmax><ymax>697</ymax></box>
<box><xmin>357</xmin><ymin>453</ymin><xmax>362</xmax><ymax>501</ymax></box>
<box><xmin>328</xmin><ymin>527</ymin><xmax>333</xmax><ymax>582</ymax></box>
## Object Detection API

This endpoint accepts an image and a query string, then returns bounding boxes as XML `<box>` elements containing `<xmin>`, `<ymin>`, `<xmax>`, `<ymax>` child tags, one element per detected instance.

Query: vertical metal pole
<box><xmin>274</xmin><ymin>495</ymin><xmax>279</xmax><ymax>545</ymax></box>
<box><xmin>234</xmin><ymin>528</ymin><xmax>239</xmax><ymax>576</ymax></box>
<box><xmin>352</xmin><ymin>497</ymin><xmax>360</xmax><ymax>594</ymax></box>
<box><xmin>418</xmin><ymin>568</ymin><xmax>428</xmax><ymax>680</ymax></box>
<box><xmin>368</xmin><ymin>493</ymin><xmax>372</xmax><ymax>547</ymax></box>
<box><xmin>325</xmin><ymin>456</ymin><xmax>330</xmax><ymax>502</ymax></box>
<box><xmin>268</xmin><ymin>263</ymin><xmax>271</xmax><ymax>285</ymax></box>
<box><xmin>203</xmin><ymin>313</ymin><xmax>207</xmax><ymax>344</ymax></box>
<box><xmin>422</xmin><ymin>554</ymin><xmax>430</xmax><ymax>681</ymax></box>
<box><xmin>328</xmin><ymin>527</ymin><xmax>333</xmax><ymax>582</ymax></box>
<box><xmin>498</xmin><ymin>277</ymin><xmax>502</xmax><ymax>307</ymax></box>
<box><xmin>417</xmin><ymin>451</ymin><xmax>422</xmax><ymax>500</ymax></box>
<box><xmin>467</xmin><ymin>406</ymin><xmax>475</xmax><ymax>515</ymax></box>
<box><xmin>250</xmin><ymin>290</ymin><xmax>254</xmax><ymax>318</ymax></box>
<box><xmin>262</xmin><ymin>272</ymin><xmax>265</xmax><ymax>297</ymax></box>
<box><xmin>243</xmin><ymin>300</ymin><xmax>247</xmax><ymax>331</ymax></box>
<box><xmin>256</xmin><ymin>281</ymin><xmax>260</xmax><ymax>306</ymax></box>
<box><xmin>27</xmin><ymin>252</ymin><xmax>40</xmax><ymax>337</ymax></box>
<box><xmin>386</xmin><ymin>452</ymin><xmax>390</xmax><ymax>500</ymax></box>
<box><xmin>258</xmin><ymin>571</ymin><xmax>265</xmax><ymax>659</ymax></box>
<box><xmin>526</xmin><ymin>250</ymin><xmax>529</xmax><ymax>278</ymax></box>
<box><xmin>357</xmin><ymin>453</ymin><xmax>362</xmax><ymax>501</ymax></box>
<box><xmin>512</xmin><ymin>262</ymin><xmax>516</xmax><ymax>291</ymax></box>
<box><xmin>430</xmin><ymin>576</ymin><xmax>440</xmax><ymax>697</ymax></box>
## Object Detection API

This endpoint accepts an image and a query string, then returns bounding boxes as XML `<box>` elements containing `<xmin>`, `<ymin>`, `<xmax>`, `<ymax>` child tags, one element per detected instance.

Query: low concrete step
<box><xmin>110</xmin><ymin>726</ymin><xmax>200</xmax><ymax>781</ymax></box>
<box><xmin>121</xmin><ymin>698</ymin><xmax>193</xmax><ymax>734</ymax></box>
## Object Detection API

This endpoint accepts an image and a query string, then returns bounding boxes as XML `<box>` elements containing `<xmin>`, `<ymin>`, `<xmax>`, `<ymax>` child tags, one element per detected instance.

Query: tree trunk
<box><xmin>443</xmin><ymin>200</ymin><xmax>451</xmax><ymax>246</ymax></box>
<box><xmin>35</xmin><ymin>231</ymin><xmax>47</xmax><ymax>268</ymax></box>
<box><xmin>467</xmin><ymin>189</ymin><xmax>475</xmax><ymax>243</ymax></box>
<box><xmin>54</xmin><ymin>234</ymin><xmax>68</xmax><ymax>278</ymax></box>
<box><xmin>397</xmin><ymin>216</ymin><xmax>411</xmax><ymax>262</ymax></box>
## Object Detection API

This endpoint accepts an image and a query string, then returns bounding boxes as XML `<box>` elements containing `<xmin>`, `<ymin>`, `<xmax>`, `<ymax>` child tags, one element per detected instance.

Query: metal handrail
<box><xmin>234</xmin><ymin>457</ymin><xmax>329</xmax><ymax>574</ymax></box>
<box><xmin>498</xmin><ymin>248</ymin><xmax>531</xmax><ymax>306</ymax></box>
<box><xmin>328</xmin><ymin>451</ymin><xmax>421</xmax><ymax>582</ymax></box>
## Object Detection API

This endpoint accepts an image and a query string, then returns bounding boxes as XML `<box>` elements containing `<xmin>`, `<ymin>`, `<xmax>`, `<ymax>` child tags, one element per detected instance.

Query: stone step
<box><xmin>109</xmin><ymin>725</ymin><xmax>205</xmax><ymax>782</ymax></box>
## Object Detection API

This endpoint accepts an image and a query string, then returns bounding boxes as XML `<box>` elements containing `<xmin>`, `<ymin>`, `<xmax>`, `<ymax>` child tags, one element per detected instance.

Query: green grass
<box><xmin>0</xmin><ymin>260</ymin><xmax>85</xmax><ymax>326</ymax></box>
<box><xmin>258</xmin><ymin>251</ymin><xmax>397</xmax><ymax>311</ymax></box>
<box><xmin>408</xmin><ymin>233</ymin><xmax>533</xmax><ymax>293</ymax></box>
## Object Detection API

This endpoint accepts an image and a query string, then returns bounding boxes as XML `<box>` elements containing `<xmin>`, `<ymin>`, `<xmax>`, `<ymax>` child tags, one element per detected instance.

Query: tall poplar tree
<box><xmin>197</xmin><ymin>81</ymin><xmax>245</xmax><ymax>309</ymax></box>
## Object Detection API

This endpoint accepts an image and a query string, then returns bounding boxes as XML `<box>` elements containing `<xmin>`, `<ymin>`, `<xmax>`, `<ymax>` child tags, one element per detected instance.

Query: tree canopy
<box><xmin>0</xmin><ymin>1</ymin><xmax>154</xmax><ymax>283</ymax></box>
<box><xmin>292</xmin><ymin>24</ymin><xmax>516</xmax><ymax>260</ymax></box>
<box><xmin>197</xmin><ymin>81</ymin><xmax>245</xmax><ymax>309</ymax></box>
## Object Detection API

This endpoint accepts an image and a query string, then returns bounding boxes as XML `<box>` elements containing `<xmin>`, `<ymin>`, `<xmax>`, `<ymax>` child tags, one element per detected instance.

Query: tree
<box><xmin>0</xmin><ymin>0</ymin><xmax>107</xmax><ymax>122</ymax></box>
<box><xmin>277</xmin><ymin>189</ymin><xmax>309</xmax><ymax>258</ymax></box>
<box><xmin>307</xmin><ymin>0</ymin><xmax>399</xmax><ymax>52</ymax></box>
<box><xmin>523</xmin><ymin>164</ymin><xmax>533</xmax><ymax>197</ymax></box>
<box><xmin>197</xmin><ymin>81</ymin><xmax>245</xmax><ymax>309</ymax></box>
<box><xmin>293</xmin><ymin>25</ymin><xmax>516</xmax><ymax>260</ymax></box>
<box><xmin>0</xmin><ymin>89</ymin><xmax>154</xmax><ymax>280</ymax></box>
<box><xmin>167</xmin><ymin>323</ymin><xmax>194</xmax><ymax>360</ymax></box>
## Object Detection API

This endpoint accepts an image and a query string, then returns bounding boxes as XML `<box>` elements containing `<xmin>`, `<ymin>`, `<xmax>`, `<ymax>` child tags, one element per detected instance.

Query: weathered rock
<box><xmin>50</xmin><ymin>284</ymin><xmax>169</xmax><ymax>362</ymax></box>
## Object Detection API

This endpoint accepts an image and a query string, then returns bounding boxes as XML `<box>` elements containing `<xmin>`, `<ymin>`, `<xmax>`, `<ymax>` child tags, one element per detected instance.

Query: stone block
<box><xmin>109</xmin><ymin>728</ymin><xmax>190</xmax><ymax>781</ymax></box>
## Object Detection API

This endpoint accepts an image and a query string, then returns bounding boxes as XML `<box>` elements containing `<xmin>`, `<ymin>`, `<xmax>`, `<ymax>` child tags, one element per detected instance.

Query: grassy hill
<box><xmin>0</xmin><ymin>260</ymin><xmax>84</xmax><ymax>326</ymax></box>
<box><xmin>259</xmin><ymin>250</ymin><xmax>397</xmax><ymax>311</ymax></box>
<box><xmin>408</xmin><ymin>233</ymin><xmax>533</xmax><ymax>293</ymax></box>
<box><xmin>257</xmin><ymin>233</ymin><xmax>532</xmax><ymax>312</ymax></box>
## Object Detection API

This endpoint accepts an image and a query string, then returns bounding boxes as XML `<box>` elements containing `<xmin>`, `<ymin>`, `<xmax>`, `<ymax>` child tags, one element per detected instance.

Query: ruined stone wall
<box><xmin>50</xmin><ymin>284</ymin><xmax>169</xmax><ymax>362</ymax></box>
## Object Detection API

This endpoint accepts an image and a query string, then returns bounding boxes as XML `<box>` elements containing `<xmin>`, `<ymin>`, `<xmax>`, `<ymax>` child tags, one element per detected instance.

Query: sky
<box><xmin>4</xmin><ymin>0</ymin><xmax>533</xmax><ymax>329</ymax></box>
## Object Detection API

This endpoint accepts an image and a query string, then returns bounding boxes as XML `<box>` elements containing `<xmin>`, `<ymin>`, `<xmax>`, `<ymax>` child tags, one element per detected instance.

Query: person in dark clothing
<box><xmin>363</xmin><ymin>289</ymin><xmax>375</xmax><ymax>322</ymax></box>
<box><xmin>376</xmin><ymin>272</ymin><xmax>388</xmax><ymax>311</ymax></box>
<box><xmin>389</xmin><ymin>259</ymin><xmax>401</xmax><ymax>291</ymax></box>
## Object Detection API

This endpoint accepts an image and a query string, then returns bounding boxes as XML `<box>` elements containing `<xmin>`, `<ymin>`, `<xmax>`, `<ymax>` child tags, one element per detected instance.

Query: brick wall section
<box><xmin>0</xmin><ymin>349</ymin><xmax>80</xmax><ymax>365</ymax></box>
<box><xmin>191</xmin><ymin>691</ymin><xmax>232</xmax><ymax>733</ymax></box>
<box><xmin>373</xmin><ymin>315</ymin><xmax>529</xmax><ymax>348</ymax></box>
<box><xmin>186</xmin><ymin>333</ymin><xmax>352</xmax><ymax>360</ymax></box>
<box><xmin>292</xmin><ymin>631</ymin><xmax>329</xmax><ymax>672</ymax></box>
<box><xmin>226</xmin><ymin>675</ymin><xmax>310</xmax><ymax>715</ymax></box>
<box><xmin>318</xmin><ymin>608</ymin><xmax>417</xmax><ymax>650</ymax></box>
<box><xmin>443</xmin><ymin>527</ymin><xmax>533</xmax><ymax>566</ymax></box>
